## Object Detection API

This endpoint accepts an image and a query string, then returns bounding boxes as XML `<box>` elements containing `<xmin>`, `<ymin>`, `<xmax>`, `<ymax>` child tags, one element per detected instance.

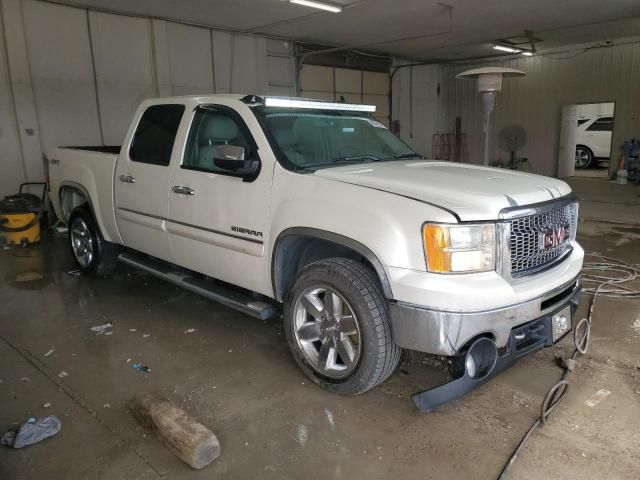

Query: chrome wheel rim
<box><xmin>293</xmin><ymin>286</ymin><xmax>361</xmax><ymax>379</ymax></box>
<box><xmin>70</xmin><ymin>217</ymin><xmax>94</xmax><ymax>268</ymax></box>
<box><xmin>575</xmin><ymin>149</ymin><xmax>590</xmax><ymax>168</ymax></box>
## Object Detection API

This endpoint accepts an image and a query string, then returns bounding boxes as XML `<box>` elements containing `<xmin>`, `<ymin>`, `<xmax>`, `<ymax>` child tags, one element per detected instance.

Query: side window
<box><xmin>586</xmin><ymin>117</ymin><xmax>614</xmax><ymax>132</ymax></box>
<box><xmin>130</xmin><ymin>104</ymin><xmax>185</xmax><ymax>166</ymax></box>
<box><xmin>183</xmin><ymin>108</ymin><xmax>253</xmax><ymax>173</ymax></box>
<box><xmin>577</xmin><ymin>118</ymin><xmax>590</xmax><ymax>126</ymax></box>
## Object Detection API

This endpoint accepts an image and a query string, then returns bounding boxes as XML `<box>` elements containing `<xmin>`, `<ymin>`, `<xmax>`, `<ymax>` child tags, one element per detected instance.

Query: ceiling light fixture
<box><xmin>493</xmin><ymin>44</ymin><xmax>521</xmax><ymax>54</ymax></box>
<box><xmin>289</xmin><ymin>0</ymin><xmax>343</xmax><ymax>13</ymax></box>
<box><xmin>521</xmin><ymin>51</ymin><xmax>534</xmax><ymax>57</ymax></box>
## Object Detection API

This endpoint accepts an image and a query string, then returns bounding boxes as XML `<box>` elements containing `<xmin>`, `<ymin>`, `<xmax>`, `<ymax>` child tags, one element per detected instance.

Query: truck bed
<box><xmin>48</xmin><ymin>146</ymin><xmax>121</xmax><ymax>244</ymax></box>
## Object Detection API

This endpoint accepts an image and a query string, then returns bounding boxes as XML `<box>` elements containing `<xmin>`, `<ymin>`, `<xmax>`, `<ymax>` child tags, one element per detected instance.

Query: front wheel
<box><xmin>283</xmin><ymin>258</ymin><xmax>401</xmax><ymax>395</ymax></box>
<box><xmin>68</xmin><ymin>206</ymin><xmax>118</xmax><ymax>276</ymax></box>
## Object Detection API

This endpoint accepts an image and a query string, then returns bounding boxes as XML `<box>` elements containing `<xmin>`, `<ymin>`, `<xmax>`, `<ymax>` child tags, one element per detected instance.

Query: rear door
<box><xmin>584</xmin><ymin>116</ymin><xmax>613</xmax><ymax>158</ymax></box>
<box><xmin>166</xmin><ymin>103</ymin><xmax>274</xmax><ymax>296</ymax></box>
<box><xmin>115</xmin><ymin>103</ymin><xmax>185</xmax><ymax>261</ymax></box>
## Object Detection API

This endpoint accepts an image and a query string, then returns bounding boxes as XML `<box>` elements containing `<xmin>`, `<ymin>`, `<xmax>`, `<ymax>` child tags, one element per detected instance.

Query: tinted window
<box><xmin>130</xmin><ymin>104</ymin><xmax>185</xmax><ymax>166</ymax></box>
<box><xmin>183</xmin><ymin>108</ymin><xmax>253</xmax><ymax>173</ymax></box>
<box><xmin>577</xmin><ymin>118</ymin><xmax>590</xmax><ymax>126</ymax></box>
<box><xmin>586</xmin><ymin>117</ymin><xmax>613</xmax><ymax>132</ymax></box>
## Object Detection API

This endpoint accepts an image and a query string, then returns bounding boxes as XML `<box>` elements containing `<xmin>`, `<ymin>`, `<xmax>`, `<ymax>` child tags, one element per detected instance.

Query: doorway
<box><xmin>559</xmin><ymin>102</ymin><xmax>615</xmax><ymax>178</ymax></box>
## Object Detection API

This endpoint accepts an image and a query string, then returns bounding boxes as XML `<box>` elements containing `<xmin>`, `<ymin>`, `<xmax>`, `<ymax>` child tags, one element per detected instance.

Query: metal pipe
<box><xmin>481</xmin><ymin>91</ymin><xmax>496</xmax><ymax>166</ymax></box>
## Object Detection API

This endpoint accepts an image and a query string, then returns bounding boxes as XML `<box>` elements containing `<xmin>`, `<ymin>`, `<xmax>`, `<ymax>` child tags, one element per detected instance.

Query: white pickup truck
<box><xmin>48</xmin><ymin>95</ymin><xmax>583</xmax><ymax>410</ymax></box>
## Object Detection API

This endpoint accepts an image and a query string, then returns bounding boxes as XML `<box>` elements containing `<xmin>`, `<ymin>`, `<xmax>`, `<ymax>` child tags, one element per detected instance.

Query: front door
<box><xmin>167</xmin><ymin>104</ymin><xmax>274</xmax><ymax>296</ymax></box>
<box><xmin>114</xmin><ymin>103</ymin><xmax>186</xmax><ymax>262</ymax></box>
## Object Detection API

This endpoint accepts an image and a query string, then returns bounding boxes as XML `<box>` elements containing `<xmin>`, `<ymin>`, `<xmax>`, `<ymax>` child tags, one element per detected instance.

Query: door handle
<box><xmin>172</xmin><ymin>185</ymin><xmax>195</xmax><ymax>196</ymax></box>
<box><xmin>119</xmin><ymin>174</ymin><xmax>136</xmax><ymax>183</ymax></box>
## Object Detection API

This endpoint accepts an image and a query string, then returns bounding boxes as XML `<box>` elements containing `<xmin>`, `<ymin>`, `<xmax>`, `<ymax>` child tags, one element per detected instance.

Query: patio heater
<box><xmin>456</xmin><ymin>67</ymin><xmax>526</xmax><ymax>166</ymax></box>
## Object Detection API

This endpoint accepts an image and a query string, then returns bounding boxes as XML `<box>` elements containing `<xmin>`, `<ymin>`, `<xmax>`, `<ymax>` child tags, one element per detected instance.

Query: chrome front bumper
<box><xmin>389</xmin><ymin>275</ymin><xmax>582</xmax><ymax>356</ymax></box>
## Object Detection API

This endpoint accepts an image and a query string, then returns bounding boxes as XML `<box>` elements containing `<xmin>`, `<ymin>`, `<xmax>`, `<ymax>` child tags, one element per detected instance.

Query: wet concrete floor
<box><xmin>1</xmin><ymin>214</ymin><xmax>639</xmax><ymax>479</ymax></box>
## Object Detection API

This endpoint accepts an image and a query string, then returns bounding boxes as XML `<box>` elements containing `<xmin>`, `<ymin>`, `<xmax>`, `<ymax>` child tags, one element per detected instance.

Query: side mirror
<box><xmin>213</xmin><ymin>145</ymin><xmax>258</xmax><ymax>176</ymax></box>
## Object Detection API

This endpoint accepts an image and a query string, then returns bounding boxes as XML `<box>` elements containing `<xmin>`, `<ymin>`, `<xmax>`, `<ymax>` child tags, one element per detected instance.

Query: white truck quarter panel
<box><xmin>47</xmin><ymin>147</ymin><xmax>120</xmax><ymax>243</ymax></box>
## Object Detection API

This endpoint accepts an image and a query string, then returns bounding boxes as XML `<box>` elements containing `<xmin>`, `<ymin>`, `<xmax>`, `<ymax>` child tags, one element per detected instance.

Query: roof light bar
<box><xmin>264</xmin><ymin>97</ymin><xmax>376</xmax><ymax>112</ymax></box>
<box><xmin>289</xmin><ymin>0</ymin><xmax>342</xmax><ymax>13</ymax></box>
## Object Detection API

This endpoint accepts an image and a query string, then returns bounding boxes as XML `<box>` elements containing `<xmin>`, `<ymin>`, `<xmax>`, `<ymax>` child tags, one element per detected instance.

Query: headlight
<box><xmin>423</xmin><ymin>223</ymin><xmax>496</xmax><ymax>273</ymax></box>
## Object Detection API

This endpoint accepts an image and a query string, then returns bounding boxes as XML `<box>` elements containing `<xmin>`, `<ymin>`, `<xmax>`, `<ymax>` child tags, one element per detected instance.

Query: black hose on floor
<box><xmin>497</xmin><ymin>252</ymin><xmax>640</xmax><ymax>479</ymax></box>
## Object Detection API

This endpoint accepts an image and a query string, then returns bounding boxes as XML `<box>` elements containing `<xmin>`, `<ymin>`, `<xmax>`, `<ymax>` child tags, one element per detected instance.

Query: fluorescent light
<box><xmin>264</xmin><ymin>97</ymin><xmax>376</xmax><ymax>112</ymax></box>
<box><xmin>493</xmin><ymin>44</ymin><xmax>521</xmax><ymax>54</ymax></box>
<box><xmin>521</xmin><ymin>51</ymin><xmax>534</xmax><ymax>56</ymax></box>
<box><xmin>289</xmin><ymin>0</ymin><xmax>342</xmax><ymax>13</ymax></box>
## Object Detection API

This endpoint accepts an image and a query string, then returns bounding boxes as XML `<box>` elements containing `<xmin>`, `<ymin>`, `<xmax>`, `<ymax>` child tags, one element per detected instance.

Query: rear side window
<box><xmin>130</xmin><ymin>104</ymin><xmax>185</xmax><ymax>166</ymax></box>
<box><xmin>586</xmin><ymin>117</ymin><xmax>613</xmax><ymax>132</ymax></box>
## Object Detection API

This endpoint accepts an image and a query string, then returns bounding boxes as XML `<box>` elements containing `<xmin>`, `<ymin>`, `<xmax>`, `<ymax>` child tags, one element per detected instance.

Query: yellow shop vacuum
<box><xmin>0</xmin><ymin>182</ymin><xmax>47</xmax><ymax>247</ymax></box>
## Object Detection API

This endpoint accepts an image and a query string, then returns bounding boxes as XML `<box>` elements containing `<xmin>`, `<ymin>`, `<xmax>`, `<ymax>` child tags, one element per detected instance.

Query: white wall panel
<box><xmin>89</xmin><ymin>12</ymin><xmax>156</xmax><ymax>145</ymax></box>
<box><xmin>22</xmin><ymin>0</ymin><xmax>101</xmax><ymax>151</ymax></box>
<box><xmin>166</xmin><ymin>22</ymin><xmax>214</xmax><ymax>96</ymax></box>
<box><xmin>0</xmin><ymin>5</ymin><xmax>25</xmax><ymax>197</ymax></box>
<box><xmin>231</xmin><ymin>34</ymin><xmax>269</xmax><ymax>95</ymax></box>
<box><xmin>1</xmin><ymin>0</ymin><xmax>43</xmax><ymax>183</ymax></box>
<box><xmin>0</xmin><ymin>0</ymin><xmax>297</xmax><ymax>196</ymax></box>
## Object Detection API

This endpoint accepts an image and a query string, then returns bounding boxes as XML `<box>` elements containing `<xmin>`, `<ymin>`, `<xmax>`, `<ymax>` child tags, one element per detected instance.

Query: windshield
<box><xmin>255</xmin><ymin>107</ymin><xmax>421</xmax><ymax>170</ymax></box>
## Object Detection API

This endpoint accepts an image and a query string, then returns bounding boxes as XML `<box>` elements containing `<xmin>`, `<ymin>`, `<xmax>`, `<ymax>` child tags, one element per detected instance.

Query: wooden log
<box><xmin>130</xmin><ymin>393</ymin><xmax>221</xmax><ymax>469</ymax></box>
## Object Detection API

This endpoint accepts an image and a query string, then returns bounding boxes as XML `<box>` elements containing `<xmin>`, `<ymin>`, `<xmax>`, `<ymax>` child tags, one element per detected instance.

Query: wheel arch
<box><xmin>272</xmin><ymin>227</ymin><xmax>393</xmax><ymax>302</ymax></box>
<box><xmin>59</xmin><ymin>182</ymin><xmax>96</xmax><ymax>224</ymax></box>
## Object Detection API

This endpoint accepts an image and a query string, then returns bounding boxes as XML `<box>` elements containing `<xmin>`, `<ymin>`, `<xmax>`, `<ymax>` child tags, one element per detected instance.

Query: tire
<box><xmin>575</xmin><ymin>145</ymin><xmax>593</xmax><ymax>169</ymax></box>
<box><xmin>68</xmin><ymin>206</ymin><xmax>118</xmax><ymax>276</ymax></box>
<box><xmin>283</xmin><ymin>258</ymin><xmax>401</xmax><ymax>395</ymax></box>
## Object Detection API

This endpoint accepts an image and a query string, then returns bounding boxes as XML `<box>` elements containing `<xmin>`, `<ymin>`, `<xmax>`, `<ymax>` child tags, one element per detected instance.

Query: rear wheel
<box><xmin>284</xmin><ymin>258</ymin><xmax>401</xmax><ymax>395</ymax></box>
<box><xmin>68</xmin><ymin>206</ymin><xmax>118</xmax><ymax>276</ymax></box>
<box><xmin>575</xmin><ymin>145</ymin><xmax>593</xmax><ymax>169</ymax></box>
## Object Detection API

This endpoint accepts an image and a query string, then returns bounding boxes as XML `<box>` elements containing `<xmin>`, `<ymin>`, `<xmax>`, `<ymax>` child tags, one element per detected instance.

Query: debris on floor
<box><xmin>132</xmin><ymin>363</ymin><xmax>151</xmax><ymax>373</ymax></box>
<box><xmin>20</xmin><ymin>377</ymin><xmax>30</xmax><ymax>382</ymax></box>
<box><xmin>184</xmin><ymin>328</ymin><xmax>197</xmax><ymax>334</ymax></box>
<box><xmin>130</xmin><ymin>393</ymin><xmax>221</xmax><ymax>469</ymax></box>
<box><xmin>42</xmin><ymin>403</ymin><xmax>51</xmax><ymax>408</ymax></box>
<box><xmin>43</xmin><ymin>349</ymin><xmax>54</xmax><ymax>357</ymax></box>
<box><xmin>1</xmin><ymin>415</ymin><xmax>62</xmax><ymax>449</ymax></box>
<box><xmin>142</xmin><ymin>333</ymin><xmax>151</xmax><ymax>338</ymax></box>
<box><xmin>67</xmin><ymin>269</ymin><xmax>81</xmax><ymax>277</ymax></box>
<box><xmin>58</xmin><ymin>371</ymin><xmax>68</xmax><ymax>378</ymax></box>
<box><xmin>90</xmin><ymin>322</ymin><xmax>113</xmax><ymax>336</ymax></box>
<box><xmin>584</xmin><ymin>389</ymin><xmax>611</xmax><ymax>408</ymax></box>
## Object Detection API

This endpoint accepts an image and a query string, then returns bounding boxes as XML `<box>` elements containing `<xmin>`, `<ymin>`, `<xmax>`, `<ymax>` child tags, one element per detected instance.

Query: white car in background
<box><xmin>575</xmin><ymin>116</ymin><xmax>613</xmax><ymax>168</ymax></box>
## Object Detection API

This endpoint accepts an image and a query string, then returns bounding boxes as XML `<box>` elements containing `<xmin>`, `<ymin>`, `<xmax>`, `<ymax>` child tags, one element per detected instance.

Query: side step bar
<box><xmin>118</xmin><ymin>252</ymin><xmax>277</xmax><ymax>320</ymax></box>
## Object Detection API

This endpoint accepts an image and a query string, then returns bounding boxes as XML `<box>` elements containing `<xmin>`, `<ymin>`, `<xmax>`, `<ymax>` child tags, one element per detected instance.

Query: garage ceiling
<box><xmin>53</xmin><ymin>0</ymin><xmax>640</xmax><ymax>60</ymax></box>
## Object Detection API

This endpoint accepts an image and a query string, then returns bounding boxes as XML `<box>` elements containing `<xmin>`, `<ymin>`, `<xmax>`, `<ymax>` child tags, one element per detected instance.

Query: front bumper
<box><xmin>389</xmin><ymin>275</ymin><xmax>582</xmax><ymax>356</ymax></box>
<box><xmin>412</xmin><ymin>292</ymin><xmax>580</xmax><ymax>412</ymax></box>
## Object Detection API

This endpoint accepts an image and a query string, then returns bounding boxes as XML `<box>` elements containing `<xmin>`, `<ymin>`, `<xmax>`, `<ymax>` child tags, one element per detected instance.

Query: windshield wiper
<box><xmin>390</xmin><ymin>153</ymin><xmax>424</xmax><ymax>160</ymax></box>
<box><xmin>296</xmin><ymin>156</ymin><xmax>380</xmax><ymax>171</ymax></box>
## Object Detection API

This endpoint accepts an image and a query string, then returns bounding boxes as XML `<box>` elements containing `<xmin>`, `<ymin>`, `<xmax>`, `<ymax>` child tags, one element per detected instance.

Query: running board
<box><xmin>118</xmin><ymin>252</ymin><xmax>277</xmax><ymax>320</ymax></box>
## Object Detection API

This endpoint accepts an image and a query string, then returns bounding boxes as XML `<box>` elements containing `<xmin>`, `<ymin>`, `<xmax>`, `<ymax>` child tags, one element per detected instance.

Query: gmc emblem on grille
<box><xmin>540</xmin><ymin>226</ymin><xmax>567</xmax><ymax>250</ymax></box>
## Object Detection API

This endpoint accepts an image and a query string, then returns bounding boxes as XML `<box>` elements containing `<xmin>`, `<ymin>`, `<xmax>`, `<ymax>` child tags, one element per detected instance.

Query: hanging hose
<box><xmin>497</xmin><ymin>253</ymin><xmax>640</xmax><ymax>479</ymax></box>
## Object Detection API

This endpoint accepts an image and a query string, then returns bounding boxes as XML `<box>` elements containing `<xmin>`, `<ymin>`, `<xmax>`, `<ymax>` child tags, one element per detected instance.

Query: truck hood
<box><xmin>313</xmin><ymin>160</ymin><xmax>572</xmax><ymax>221</ymax></box>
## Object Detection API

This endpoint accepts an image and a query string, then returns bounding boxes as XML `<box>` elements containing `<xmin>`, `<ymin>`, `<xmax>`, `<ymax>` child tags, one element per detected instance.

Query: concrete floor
<box><xmin>1</xmin><ymin>178</ymin><xmax>639</xmax><ymax>479</ymax></box>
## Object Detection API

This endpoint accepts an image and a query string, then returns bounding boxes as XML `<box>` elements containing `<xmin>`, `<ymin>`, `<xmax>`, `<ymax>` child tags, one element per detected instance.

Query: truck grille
<box><xmin>509</xmin><ymin>201</ymin><xmax>578</xmax><ymax>278</ymax></box>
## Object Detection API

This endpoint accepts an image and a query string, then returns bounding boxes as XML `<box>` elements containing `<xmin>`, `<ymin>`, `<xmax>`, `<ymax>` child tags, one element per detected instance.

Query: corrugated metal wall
<box><xmin>299</xmin><ymin>64</ymin><xmax>391</xmax><ymax>126</ymax></box>
<box><xmin>0</xmin><ymin>0</ymin><xmax>296</xmax><ymax>197</ymax></box>
<box><xmin>393</xmin><ymin>41</ymin><xmax>640</xmax><ymax>177</ymax></box>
